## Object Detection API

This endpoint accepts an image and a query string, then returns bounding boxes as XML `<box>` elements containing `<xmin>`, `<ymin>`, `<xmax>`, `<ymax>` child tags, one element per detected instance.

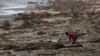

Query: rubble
<box><xmin>0</xmin><ymin>0</ymin><xmax>100</xmax><ymax>56</ymax></box>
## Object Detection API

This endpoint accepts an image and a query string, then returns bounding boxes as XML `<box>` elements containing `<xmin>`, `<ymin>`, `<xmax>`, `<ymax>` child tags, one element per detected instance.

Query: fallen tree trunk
<box><xmin>14</xmin><ymin>41</ymin><xmax>65</xmax><ymax>51</ymax></box>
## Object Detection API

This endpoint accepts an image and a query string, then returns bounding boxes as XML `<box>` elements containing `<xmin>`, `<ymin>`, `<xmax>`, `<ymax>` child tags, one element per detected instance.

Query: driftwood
<box><xmin>1</xmin><ymin>40</ymin><xmax>82</xmax><ymax>51</ymax></box>
<box><xmin>14</xmin><ymin>41</ymin><xmax>65</xmax><ymax>51</ymax></box>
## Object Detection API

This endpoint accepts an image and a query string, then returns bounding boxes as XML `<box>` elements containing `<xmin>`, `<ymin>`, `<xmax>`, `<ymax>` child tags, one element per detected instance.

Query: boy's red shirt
<box><xmin>67</xmin><ymin>32</ymin><xmax>77</xmax><ymax>38</ymax></box>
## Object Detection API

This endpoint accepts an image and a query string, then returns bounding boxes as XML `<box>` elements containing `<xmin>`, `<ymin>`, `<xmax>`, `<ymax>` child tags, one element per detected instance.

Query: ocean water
<box><xmin>0</xmin><ymin>4</ymin><xmax>27</xmax><ymax>21</ymax></box>
<box><xmin>0</xmin><ymin>0</ymin><xmax>36</xmax><ymax>15</ymax></box>
<box><xmin>0</xmin><ymin>0</ymin><xmax>36</xmax><ymax>20</ymax></box>
<box><xmin>0</xmin><ymin>3</ymin><xmax>27</xmax><ymax>16</ymax></box>
<box><xmin>0</xmin><ymin>0</ymin><xmax>53</xmax><ymax>21</ymax></box>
